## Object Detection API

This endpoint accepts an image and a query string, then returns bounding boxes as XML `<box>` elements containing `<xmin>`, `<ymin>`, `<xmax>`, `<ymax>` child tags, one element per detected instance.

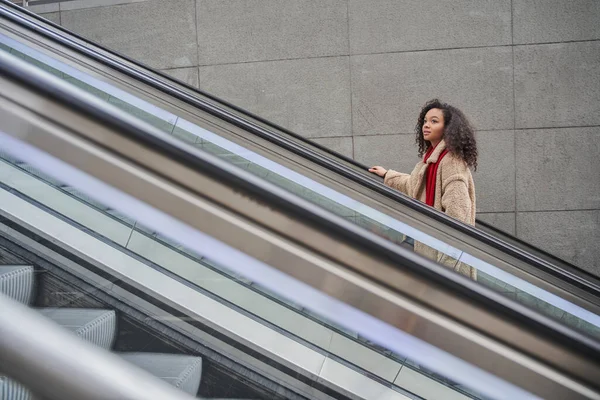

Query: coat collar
<box><xmin>423</xmin><ymin>140</ymin><xmax>447</xmax><ymax>164</ymax></box>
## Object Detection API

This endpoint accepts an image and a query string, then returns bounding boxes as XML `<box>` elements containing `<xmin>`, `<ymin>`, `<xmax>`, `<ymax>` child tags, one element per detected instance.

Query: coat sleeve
<box><xmin>383</xmin><ymin>169</ymin><xmax>411</xmax><ymax>195</ymax></box>
<box><xmin>440</xmin><ymin>162</ymin><xmax>473</xmax><ymax>225</ymax></box>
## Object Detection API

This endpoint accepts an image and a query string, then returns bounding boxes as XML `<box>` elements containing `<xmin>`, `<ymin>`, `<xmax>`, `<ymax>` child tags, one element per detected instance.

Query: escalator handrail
<box><xmin>3</xmin><ymin>48</ymin><xmax>600</xmax><ymax>368</ymax></box>
<box><xmin>0</xmin><ymin>0</ymin><xmax>597</xmax><ymax>297</ymax></box>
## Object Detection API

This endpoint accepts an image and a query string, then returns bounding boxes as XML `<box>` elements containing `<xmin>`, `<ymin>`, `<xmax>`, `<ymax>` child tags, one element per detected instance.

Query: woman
<box><xmin>369</xmin><ymin>99</ymin><xmax>478</xmax><ymax>280</ymax></box>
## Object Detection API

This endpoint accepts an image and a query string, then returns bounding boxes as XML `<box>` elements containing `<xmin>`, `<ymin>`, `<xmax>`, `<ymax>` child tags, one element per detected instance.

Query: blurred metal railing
<box><xmin>0</xmin><ymin>293</ymin><xmax>196</xmax><ymax>400</ymax></box>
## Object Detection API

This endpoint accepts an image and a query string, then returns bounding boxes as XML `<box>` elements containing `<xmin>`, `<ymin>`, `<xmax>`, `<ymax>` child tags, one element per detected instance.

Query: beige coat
<box><xmin>383</xmin><ymin>140</ymin><xmax>477</xmax><ymax>280</ymax></box>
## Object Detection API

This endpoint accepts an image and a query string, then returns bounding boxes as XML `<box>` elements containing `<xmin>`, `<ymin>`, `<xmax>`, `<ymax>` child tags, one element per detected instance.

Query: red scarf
<box><xmin>424</xmin><ymin>145</ymin><xmax>449</xmax><ymax>207</ymax></box>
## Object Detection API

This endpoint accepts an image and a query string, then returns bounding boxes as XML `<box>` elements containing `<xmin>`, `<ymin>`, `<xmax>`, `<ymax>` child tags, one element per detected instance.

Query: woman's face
<box><xmin>422</xmin><ymin>108</ymin><xmax>445</xmax><ymax>146</ymax></box>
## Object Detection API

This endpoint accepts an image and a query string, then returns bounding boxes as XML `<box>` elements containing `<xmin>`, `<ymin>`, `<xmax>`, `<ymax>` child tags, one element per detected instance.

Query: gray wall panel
<box><xmin>514</xmin><ymin>41</ymin><xmax>600</xmax><ymax>129</ymax></box>
<box><xmin>196</xmin><ymin>0</ymin><xmax>348</xmax><ymax>65</ymax></box>
<box><xmin>478</xmin><ymin>213</ymin><xmax>516</xmax><ymax>235</ymax></box>
<box><xmin>29</xmin><ymin>3</ymin><xmax>59</xmax><ymax>13</ymax></box>
<box><xmin>198</xmin><ymin>57</ymin><xmax>351</xmax><ymax>138</ymax></box>
<box><xmin>39</xmin><ymin>12</ymin><xmax>60</xmax><ymax>24</ymax></box>
<box><xmin>161</xmin><ymin>67</ymin><xmax>200</xmax><ymax>88</ymax></box>
<box><xmin>311</xmin><ymin>137</ymin><xmax>354</xmax><ymax>159</ymax></box>
<box><xmin>60</xmin><ymin>0</ymin><xmax>149</xmax><ymax>11</ymax></box>
<box><xmin>61</xmin><ymin>0</ymin><xmax>197</xmax><ymax>69</ymax></box>
<box><xmin>353</xmin><ymin>134</ymin><xmax>420</xmax><ymax>174</ymax></box>
<box><xmin>474</xmin><ymin>131</ymin><xmax>515</xmax><ymax>213</ymax></box>
<box><xmin>513</xmin><ymin>0</ymin><xmax>600</xmax><ymax>44</ymax></box>
<box><xmin>517</xmin><ymin>211</ymin><xmax>599</xmax><ymax>274</ymax></box>
<box><xmin>350</xmin><ymin>47</ymin><xmax>514</xmax><ymax>136</ymax></box>
<box><xmin>348</xmin><ymin>0</ymin><xmax>511</xmax><ymax>55</ymax></box>
<box><xmin>516</xmin><ymin>127</ymin><xmax>600</xmax><ymax>211</ymax></box>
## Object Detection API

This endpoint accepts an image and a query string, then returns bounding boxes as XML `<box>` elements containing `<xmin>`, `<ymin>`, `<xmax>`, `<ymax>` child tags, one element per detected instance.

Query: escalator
<box><xmin>1</xmin><ymin>2</ymin><xmax>600</xmax><ymax>399</ymax></box>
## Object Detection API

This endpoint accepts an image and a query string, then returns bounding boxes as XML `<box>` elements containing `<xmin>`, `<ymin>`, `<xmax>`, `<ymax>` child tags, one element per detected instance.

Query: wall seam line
<box><xmin>346</xmin><ymin>0</ymin><xmax>355</xmax><ymax>159</ymax></box>
<box><xmin>511</xmin><ymin>0</ymin><xmax>518</xmax><ymax>237</ymax></box>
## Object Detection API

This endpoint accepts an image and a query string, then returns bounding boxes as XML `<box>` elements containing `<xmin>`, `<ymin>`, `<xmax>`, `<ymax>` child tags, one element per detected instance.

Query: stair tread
<box><xmin>38</xmin><ymin>308</ymin><xmax>116</xmax><ymax>349</ymax></box>
<box><xmin>0</xmin><ymin>375</ymin><xmax>31</xmax><ymax>400</ymax></box>
<box><xmin>121</xmin><ymin>353</ymin><xmax>202</xmax><ymax>396</ymax></box>
<box><xmin>0</xmin><ymin>265</ymin><xmax>34</xmax><ymax>305</ymax></box>
<box><xmin>0</xmin><ymin>265</ymin><xmax>33</xmax><ymax>272</ymax></box>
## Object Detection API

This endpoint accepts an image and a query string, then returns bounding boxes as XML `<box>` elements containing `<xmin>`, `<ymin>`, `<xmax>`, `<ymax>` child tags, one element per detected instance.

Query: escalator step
<box><xmin>0</xmin><ymin>266</ymin><xmax>35</xmax><ymax>400</ymax></box>
<box><xmin>0</xmin><ymin>376</ymin><xmax>31</xmax><ymax>400</ymax></box>
<box><xmin>120</xmin><ymin>353</ymin><xmax>202</xmax><ymax>396</ymax></box>
<box><xmin>38</xmin><ymin>308</ymin><xmax>117</xmax><ymax>349</ymax></box>
<box><xmin>0</xmin><ymin>265</ymin><xmax>34</xmax><ymax>305</ymax></box>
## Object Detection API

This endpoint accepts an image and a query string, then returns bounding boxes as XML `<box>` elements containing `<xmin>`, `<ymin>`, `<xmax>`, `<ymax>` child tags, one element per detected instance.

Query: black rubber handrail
<box><xmin>4</xmin><ymin>49</ymin><xmax>600</xmax><ymax>375</ymax></box>
<box><xmin>0</xmin><ymin>0</ymin><xmax>598</xmax><ymax>297</ymax></box>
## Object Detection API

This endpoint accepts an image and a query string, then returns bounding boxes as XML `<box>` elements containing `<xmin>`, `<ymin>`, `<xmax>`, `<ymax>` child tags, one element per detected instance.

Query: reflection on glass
<box><xmin>2</xmin><ymin>33</ymin><xmax>599</xmax><ymax>356</ymax></box>
<box><xmin>0</xmin><ymin>41</ymin><xmax>502</xmax><ymax>400</ymax></box>
<box><xmin>0</xmin><ymin>141</ymin><xmax>492</xmax><ymax>400</ymax></box>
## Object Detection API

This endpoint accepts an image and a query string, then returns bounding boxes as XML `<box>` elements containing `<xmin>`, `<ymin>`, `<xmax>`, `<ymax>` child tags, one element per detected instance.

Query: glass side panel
<box><xmin>0</xmin><ymin>96</ymin><xmax>504</xmax><ymax>400</ymax></box>
<box><xmin>0</xmin><ymin>140</ymin><xmax>491</xmax><ymax>399</ymax></box>
<box><xmin>1</xmin><ymin>32</ymin><xmax>599</xmax><ymax>352</ymax></box>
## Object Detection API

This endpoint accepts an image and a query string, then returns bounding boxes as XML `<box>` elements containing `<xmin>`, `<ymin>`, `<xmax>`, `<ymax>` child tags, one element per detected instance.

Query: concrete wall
<box><xmin>32</xmin><ymin>0</ymin><xmax>600</xmax><ymax>274</ymax></box>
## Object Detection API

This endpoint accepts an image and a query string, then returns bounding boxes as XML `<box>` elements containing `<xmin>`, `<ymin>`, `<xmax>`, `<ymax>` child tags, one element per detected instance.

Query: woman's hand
<box><xmin>368</xmin><ymin>166</ymin><xmax>387</xmax><ymax>177</ymax></box>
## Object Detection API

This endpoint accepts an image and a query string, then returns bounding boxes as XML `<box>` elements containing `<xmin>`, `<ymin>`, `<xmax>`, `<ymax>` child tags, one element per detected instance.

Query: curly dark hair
<box><xmin>415</xmin><ymin>99</ymin><xmax>478</xmax><ymax>170</ymax></box>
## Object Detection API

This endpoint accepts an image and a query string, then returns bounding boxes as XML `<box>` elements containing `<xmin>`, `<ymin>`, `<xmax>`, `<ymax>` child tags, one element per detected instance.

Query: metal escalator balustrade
<box><xmin>0</xmin><ymin>148</ymin><xmax>440</xmax><ymax>400</ymax></box>
<box><xmin>0</xmin><ymin>147</ymin><xmax>444</xmax><ymax>399</ymax></box>
<box><xmin>0</xmin><ymin>63</ymin><xmax>486</xmax><ymax>400</ymax></box>
<box><xmin>0</xmin><ymin>0</ymin><xmax>593</xmax><ymax>301</ymax></box>
<box><xmin>1</xmin><ymin>19</ymin><xmax>600</xmax><ymax>355</ymax></box>
<box><xmin>0</xmin><ymin>38</ymin><xmax>495</xmax><ymax>400</ymax></box>
<box><xmin>1</xmin><ymin>47</ymin><xmax>600</xmax><ymax>400</ymax></box>
<box><xmin>1</xmin><ymin>9</ymin><xmax>600</xmax><ymax>396</ymax></box>
<box><xmin>0</xmin><ymin>184</ymin><xmax>430</xmax><ymax>400</ymax></box>
<box><xmin>1</xmin><ymin>0</ymin><xmax>597</xmax><ymax>314</ymax></box>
